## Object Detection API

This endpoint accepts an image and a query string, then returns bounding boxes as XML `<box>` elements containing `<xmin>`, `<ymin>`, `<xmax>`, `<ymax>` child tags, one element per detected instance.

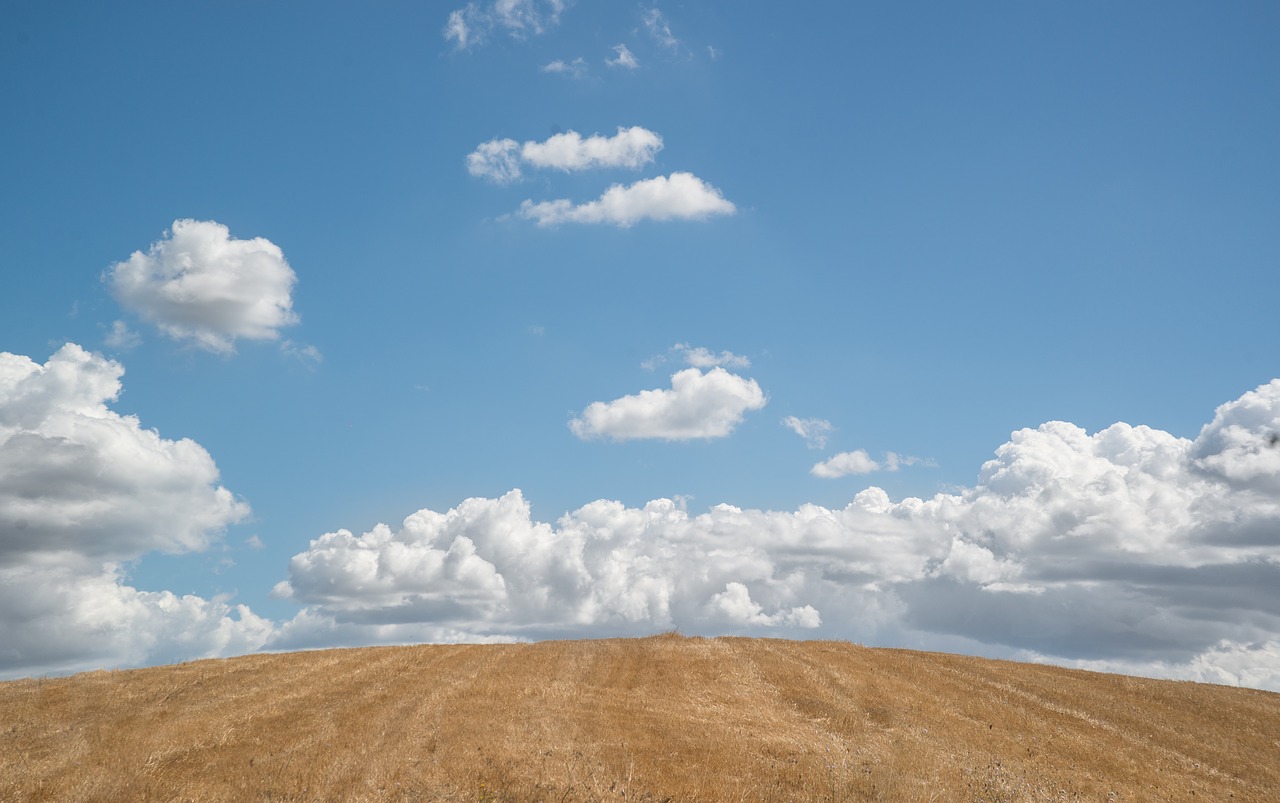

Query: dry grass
<box><xmin>2</xmin><ymin>635</ymin><xmax>1277</xmax><ymax>801</ymax></box>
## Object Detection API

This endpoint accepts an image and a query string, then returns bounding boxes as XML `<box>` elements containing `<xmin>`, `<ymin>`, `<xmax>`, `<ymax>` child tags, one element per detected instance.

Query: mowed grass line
<box><xmin>1</xmin><ymin>635</ymin><xmax>1277</xmax><ymax>801</ymax></box>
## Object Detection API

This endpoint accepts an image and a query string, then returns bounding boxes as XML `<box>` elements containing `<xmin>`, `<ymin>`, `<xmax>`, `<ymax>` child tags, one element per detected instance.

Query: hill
<box><xmin>2</xmin><ymin>635</ymin><xmax>1277</xmax><ymax>801</ymax></box>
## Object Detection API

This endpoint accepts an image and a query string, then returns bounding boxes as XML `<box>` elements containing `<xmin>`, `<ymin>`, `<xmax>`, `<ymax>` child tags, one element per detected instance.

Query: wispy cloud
<box><xmin>606</xmin><ymin>43</ymin><xmax>638</xmax><ymax>69</ymax></box>
<box><xmin>782</xmin><ymin>416</ymin><xmax>833</xmax><ymax>449</ymax></box>
<box><xmin>518</xmin><ymin>172</ymin><xmax>735</xmax><ymax>227</ymax></box>
<box><xmin>444</xmin><ymin>0</ymin><xmax>567</xmax><ymax>50</ymax></box>
<box><xmin>643</xmin><ymin>7</ymin><xmax>679</xmax><ymax>49</ymax></box>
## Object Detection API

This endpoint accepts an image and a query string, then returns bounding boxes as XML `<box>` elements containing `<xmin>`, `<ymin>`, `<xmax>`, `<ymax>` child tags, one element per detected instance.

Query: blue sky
<box><xmin>2</xmin><ymin>1</ymin><xmax>1279</xmax><ymax>689</ymax></box>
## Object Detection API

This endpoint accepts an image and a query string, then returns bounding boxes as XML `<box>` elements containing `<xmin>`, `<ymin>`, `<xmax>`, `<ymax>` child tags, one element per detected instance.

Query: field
<box><xmin>2</xmin><ymin>634</ymin><xmax>1277</xmax><ymax>801</ymax></box>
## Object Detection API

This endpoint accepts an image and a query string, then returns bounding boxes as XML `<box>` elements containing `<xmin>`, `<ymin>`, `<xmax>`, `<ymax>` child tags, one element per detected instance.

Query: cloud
<box><xmin>541</xmin><ymin>57</ymin><xmax>586</xmax><ymax>77</ymax></box>
<box><xmin>811</xmin><ymin>450</ymin><xmax>881</xmax><ymax>477</ymax></box>
<box><xmin>103</xmin><ymin>320</ymin><xmax>140</xmax><ymax>350</ymax></box>
<box><xmin>518</xmin><ymin>172</ymin><xmax>736</xmax><ymax>227</ymax></box>
<box><xmin>104</xmin><ymin>219</ymin><xmax>299</xmax><ymax>354</ymax></box>
<box><xmin>811</xmin><ymin>450</ymin><xmax>925</xmax><ymax>477</ymax></box>
<box><xmin>466</xmin><ymin>138</ymin><xmax>523</xmax><ymax>183</ymax></box>
<box><xmin>570</xmin><ymin>366</ymin><xmax>767</xmax><ymax>441</ymax></box>
<box><xmin>606</xmin><ymin>44</ymin><xmax>638</xmax><ymax>69</ymax></box>
<box><xmin>468</xmin><ymin>127</ymin><xmax>663</xmax><ymax>184</ymax></box>
<box><xmin>783</xmin><ymin>416</ymin><xmax>834</xmax><ymax>449</ymax></box>
<box><xmin>444</xmin><ymin>0</ymin><xmax>566</xmax><ymax>50</ymax></box>
<box><xmin>644</xmin><ymin>343</ymin><xmax>750</xmax><ymax>371</ymax></box>
<box><xmin>0</xmin><ymin>344</ymin><xmax>270</xmax><ymax>678</ymax></box>
<box><xmin>673</xmin><ymin>343</ymin><xmax>750</xmax><ymax>370</ymax></box>
<box><xmin>643</xmin><ymin>7</ymin><xmax>679</xmax><ymax>49</ymax></box>
<box><xmin>274</xmin><ymin>379</ymin><xmax>1280</xmax><ymax>691</ymax></box>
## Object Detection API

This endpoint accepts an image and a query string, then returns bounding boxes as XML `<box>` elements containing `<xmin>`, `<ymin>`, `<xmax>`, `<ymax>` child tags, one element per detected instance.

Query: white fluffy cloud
<box><xmin>519</xmin><ymin>172</ymin><xmax>736</xmax><ymax>227</ymax></box>
<box><xmin>105</xmin><ymin>219</ymin><xmax>299</xmax><ymax>353</ymax></box>
<box><xmin>606</xmin><ymin>44</ymin><xmax>638</xmax><ymax>69</ymax></box>
<box><xmin>277</xmin><ymin>379</ymin><xmax>1280</xmax><ymax>691</ymax></box>
<box><xmin>570</xmin><ymin>366</ymin><xmax>767</xmax><ymax>441</ymax></box>
<box><xmin>444</xmin><ymin>0</ymin><xmax>566</xmax><ymax>49</ymax></box>
<box><xmin>468</xmin><ymin>127</ymin><xmax>663</xmax><ymax>184</ymax></box>
<box><xmin>0</xmin><ymin>344</ymin><xmax>271</xmax><ymax>678</ymax></box>
<box><xmin>783</xmin><ymin>416</ymin><xmax>834</xmax><ymax>449</ymax></box>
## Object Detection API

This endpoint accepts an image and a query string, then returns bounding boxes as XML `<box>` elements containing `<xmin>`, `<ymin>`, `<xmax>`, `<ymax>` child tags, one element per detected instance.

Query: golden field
<box><xmin>2</xmin><ymin>634</ymin><xmax>1277</xmax><ymax>801</ymax></box>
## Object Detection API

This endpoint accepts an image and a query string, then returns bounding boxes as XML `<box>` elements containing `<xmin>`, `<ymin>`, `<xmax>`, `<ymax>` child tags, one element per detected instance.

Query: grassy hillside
<box><xmin>2</xmin><ymin>635</ymin><xmax>1277</xmax><ymax>801</ymax></box>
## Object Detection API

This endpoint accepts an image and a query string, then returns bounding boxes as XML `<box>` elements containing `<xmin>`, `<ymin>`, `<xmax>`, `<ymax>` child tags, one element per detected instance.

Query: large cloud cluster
<box><xmin>278</xmin><ymin>380</ymin><xmax>1280</xmax><ymax>690</ymax></box>
<box><xmin>0</xmin><ymin>344</ymin><xmax>271</xmax><ymax>678</ymax></box>
<box><xmin>105</xmin><ymin>219</ymin><xmax>299</xmax><ymax>353</ymax></box>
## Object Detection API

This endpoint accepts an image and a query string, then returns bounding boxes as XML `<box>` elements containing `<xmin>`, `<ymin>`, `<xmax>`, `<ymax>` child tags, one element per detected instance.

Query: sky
<box><xmin>1</xmin><ymin>1</ymin><xmax>1279</xmax><ymax>690</ymax></box>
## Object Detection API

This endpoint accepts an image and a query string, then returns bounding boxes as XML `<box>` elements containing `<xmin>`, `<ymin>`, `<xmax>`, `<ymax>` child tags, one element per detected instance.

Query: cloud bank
<box><xmin>0</xmin><ymin>344</ymin><xmax>270</xmax><ymax>677</ymax></box>
<box><xmin>570</xmin><ymin>366</ymin><xmax>767</xmax><ymax>441</ymax></box>
<box><xmin>277</xmin><ymin>379</ymin><xmax>1280</xmax><ymax>691</ymax></box>
<box><xmin>105</xmin><ymin>219</ymin><xmax>299</xmax><ymax>354</ymax></box>
<box><xmin>518</xmin><ymin>172</ymin><xmax>736</xmax><ymax>227</ymax></box>
<box><xmin>468</xmin><ymin>127</ymin><xmax>663</xmax><ymax>184</ymax></box>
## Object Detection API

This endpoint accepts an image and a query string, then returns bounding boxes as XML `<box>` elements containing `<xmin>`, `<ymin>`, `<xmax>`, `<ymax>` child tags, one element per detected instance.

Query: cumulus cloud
<box><xmin>0</xmin><ymin>344</ymin><xmax>270</xmax><ymax>678</ymax></box>
<box><xmin>570</xmin><ymin>367</ymin><xmax>767</xmax><ymax>441</ymax></box>
<box><xmin>277</xmin><ymin>379</ymin><xmax>1280</xmax><ymax>691</ymax></box>
<box><xmin>468</xmin><ymin>127</ymin><xmax>663</xmax><ymax>184</ymax></box>
<box><xmin>444</xmin><ymin>0</ymin><xmax>566</xmax><ymax>49</ymax></box>
<box><xmin>104</xmin><ymin>219</ymin><xmax>299</xmax><ymax>354</ymax></box>
<box><xmin>606</xmin><ymin>44</ymin><xmax>638</xmax><ymax>69</ymax></box>
<box><xmin>518</xmin><ymin>172</ymin><xmax>736</xmax><ymax>227</ymax></box>
<box><xmin>783</xmin><ymin>416</ymin><xmax>834</xmax><ymax>449</ymax></box>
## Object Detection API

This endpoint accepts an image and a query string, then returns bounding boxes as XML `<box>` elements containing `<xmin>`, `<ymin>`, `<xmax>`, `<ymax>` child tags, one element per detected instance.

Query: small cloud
<box><xmin>529</xmin><ymin>325</ymin><xmax>545</xmax><ymax>336</ymax></box>
<box><xmin>707</xmin><ymin>45</ymin><xmax>720</xmax><ymax>60</ymax></box>
<box><xmin>571</xmin><ymin>366</ymin><xmax>766</xmax><ymax>441</ymax></box>
<box><xmin>104</xmin><ymin>219</ymin><xmax>299</xmax><ymax>354</ymax></box>
<box><xmin>606</xmin><ymin>43</ymin><xmax>638</xmax><ymax>69</ymax></box>
<box><xmin>673</xmin><ymin>343</ymin><xmax>749</xmax><ymax>369</ymax></box>
<box><xmin>783</xmin><ymin>416</ymin><xmax>833</xmax><ymax>449</ymax></box>
<box><xmin>542</xmin><ymin>57</ymin><xmax>587</xmax><ymax>78</ymax></box>
<box><xmin>281</xmin><ymin>340</ymin><xmax>322</xmax><ymax>366</ymax></box>
<box><xmin>811</xmin><ymin>449</ymin><xmax>929</xmax><ymax>477</ymax></box>
<box><xmin>467</xmin><ymin>138</ymin><xmax>523</xmax><ymax>183</ymax></box>
<box><xmin>643</xmin><ymin>7</ymin><xmax>679</xmax><ymax>49</ymax></box>
<box><xmin>104</xmin><ymin>320</ymin><xmax>141</xmax><ymax>351</ymax></box>
<box><xmin>811</xmin><ymin>450</ymin><xmax>880</xmax><ymax>478</ymax></box>
<box><xmin>518</xmin><ymin>172</ymin><xmax>735</xmax><ymax>227</ymax></box>
<box><xmin>467</xmin><ymin>127</ymin><xmax>662</xmax><ymax>185</ymax></box>
<box><xmin>245</xmin><ymin>535</ymin><xmax>265</xmax><ymax>550</ymax></box>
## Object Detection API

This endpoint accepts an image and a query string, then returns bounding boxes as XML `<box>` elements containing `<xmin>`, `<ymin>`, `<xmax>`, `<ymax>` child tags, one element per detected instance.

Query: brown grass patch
<box><xmin>2</xmin><ymin>635</ymin><xmax>1277</xmax><ymax>801</ymax></box>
